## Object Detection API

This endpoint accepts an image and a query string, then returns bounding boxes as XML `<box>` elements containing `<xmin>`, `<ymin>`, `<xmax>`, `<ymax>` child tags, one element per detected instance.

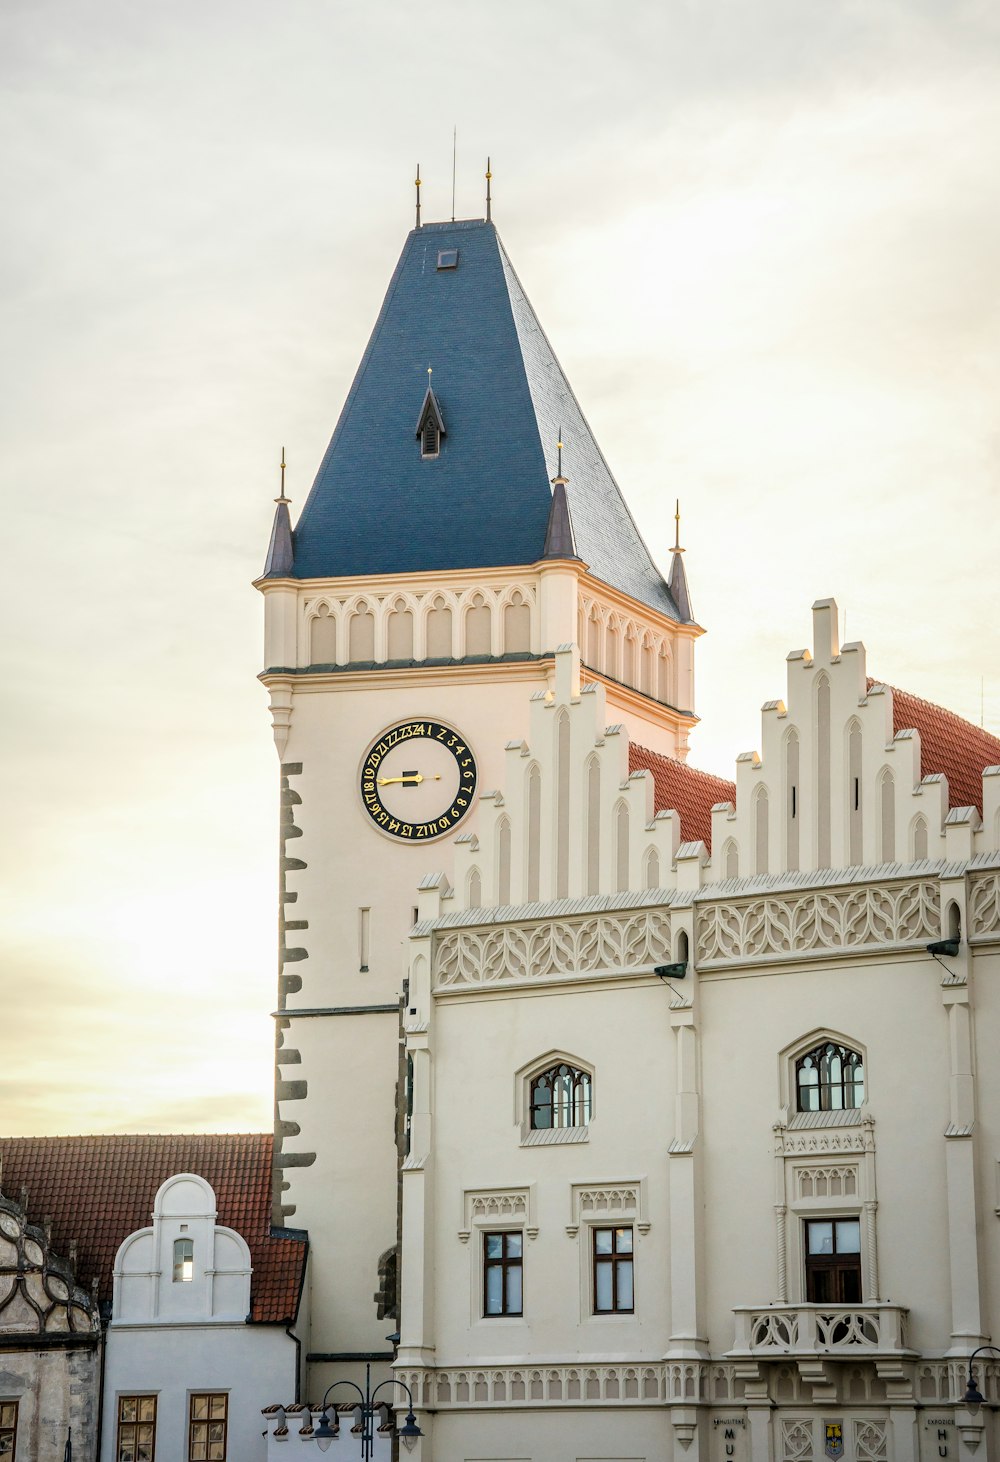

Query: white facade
<box><xmin>101</xmin><ymin>1173</ymin><xmax>299</xmax><ymax>1462</ymax></box>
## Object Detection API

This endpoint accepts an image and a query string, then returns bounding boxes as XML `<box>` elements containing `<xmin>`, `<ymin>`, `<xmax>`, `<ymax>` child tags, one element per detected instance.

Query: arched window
<box><xmin>529</xmin><ymin>1062</ymin><xmax>592</xmax><ymax>1130</ymax></box>
<box><xmin>604</xmin><ymin>619</ymin><xmax>620</xmax><ymax>680</ymax></box>
<box><xmin>425</xmin><ymin>599</ymin><xmax>453</xmax><ymax>659</ymax></box>
<box><xmin>615</xmin><ymin>801</ymin><xmax>629</xmax><ymax>891</ymax></box>
<box><xmin>644</xmin><ymin>846</ymin><xmax>660</xmax><ymax>890</ymax></box>
<box><xmin>421</xmin><ymin>417</ymin><xmax>440</xmax><ymax>456</ymax></box>
<box><xmin>173</xmin><ymin>1237</ymin><xmax>194</xmax><ymax>1283</ymax></box>
<box><xmin>586</xmin><ymin>610</ymin><xmax>601</xmax><ymax>669</ymax></box>
<box><xmin>497</xmin><ymin>818</ymin><xmax>511</xmax><ymax>906</ymax></box>
<box><xmin>912</xmin><ymin>815</ymin><xmax>928</xmax><ymax>862</ymax></box>
<box><xmin>723</xmin><ymin>839</ymin><xmax>739</xmax><ymax>880</ymax></box>
<box><xmin>816</xmin><ymin>675</ymin><xmax>831</xmax><ymax>867</ymax></box>
<box><xmin>847</xmin><ymin>720</ymin><xmax>863</xmax><ymax>865</ymax></box>
<box><xmin>555</xmin><ymin>713</ymin><xmax>570</xmax><ymax>899</ymax></box>
<box><xmin>785</xmin><ymin>730</ymin><xmax>799</xmax><ymax>872</ymax></box>
<box><xmin>468</xmin><ymin>868</ymin><xmax>482</xmax><ymax>909</ymax></box>
<box><xmin>795</xmin><ymin>1040</ymin><xmax>865</xmax><ymax>1113</ymax></box>
<box><xmin>586</xmin><ymin>757</ymin><xmax>601</xmax><ymax>895</ymax></box>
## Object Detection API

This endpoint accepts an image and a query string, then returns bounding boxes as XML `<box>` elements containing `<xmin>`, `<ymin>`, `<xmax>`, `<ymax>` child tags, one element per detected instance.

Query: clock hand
<box><xmin>376</xmin><ymin>773</ymin><xmax>443</xmax><ymax>786</ymax></box>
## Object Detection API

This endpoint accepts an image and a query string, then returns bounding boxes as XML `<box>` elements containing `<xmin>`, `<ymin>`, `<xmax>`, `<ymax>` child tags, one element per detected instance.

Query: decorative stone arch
<box><xmin>643</xmin><ymin>845</ymin><xmax>660</xmax><ymax>890</ymax></box>
<box><xmin>778</xmin><ymin>1028</ymin><xmax>869</xmax><ymax>1116</ymax></box>
<box><xmin>722</xmin><ymin>837</ymin><xmax>739</xmax><ymax>880</ymax></box>
<box><xmin>877</xmin><ymin>766</ymin><xmax>896</xmax><ymax>862</ymax></box>
<box><xmin>500</xmin><ymin>585</ymin><xmax>532</xmax><ymax>655</ymax></box>
<box><xmin>656</xmin><ymin>641</ymin><xmax>673</xmax><ymax>703</ymax></box>
<box><xmin>584</xmin><ymin>753</ymin><xmax>602</xmax><ymax>895</ymax></box>
<box><xmin>584</xmin><ymin>602</ymin><xmax>603</xmax><ymax>670</ymax></box>
<box><xmin>386</xmin><ymin>593</ymin><xmax>415</xmax><ymax>661</ymax></box>
<box><xmin>910</xmin><ymin>812</ymin><xmax>929</xmax><ymax>861</ymax></box>
<box><xmin>467</xmin><ymin>866</ymin><xmax>482</xmax><ymax>909</ymax></box>
<box><xmin>753</xmin><ymin>783</ymin><xmax>770</xmax><ymax>875</ymax></box>
<box><xmin>463</xmin><ymin>591</ymin><xmax>492</xmax><ymax>658</ymax></box>
<box><xmin>604</xmin><ymin>614</ymin><xmax>622</xmax><ymax>682</ymax></box>
<box><xmin>496</xmin><ymin>815</ymin><xmax>512</xmax><ymax>906</ymax></box>
<box><xmin>514</xmin><ymin>1048</ymin><xmax>596</xmax><ymax>1129</ymax></box>
<box><xmin>346</xmin><ymin>596</ymin><xmax>376</xmax><ymax>661</ymax></box>
<box><xmin>308</xmin><ymin>599</ymin><xmax>338</xmax><ymax>664</ymax></box>
<box><xmin>640</xmin><ymin>632</ymin><xmax>657</xmax><ymax>697</ymax></box>
<box><xmin>622</xmin><ymin>623</ymin><xmax>639</xmax><ymax>688</ymax></box>
<box><xmin>423</xmin><ymin>592</ymin><xmax>456</xmax><ymax>660</ymax></box>
<box><xmin>525</xmin><ymin>761</ymin><xmax>542</xmax><ymax>901</ymax></box>
<box><xmin>613</xmin><ymin>798</ymin><xmax>630</xmax><ymax>891</ymax></box>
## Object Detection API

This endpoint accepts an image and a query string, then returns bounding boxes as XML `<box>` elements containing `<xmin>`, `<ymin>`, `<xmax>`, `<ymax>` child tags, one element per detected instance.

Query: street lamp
<box><xmin>961</xmin><ymin>1345</ymin><xmax>1000</xmax><ymax>1410</ymax></box>
<box><xmin>313</xmin><ymin>1361</ymin><xmax>422</xmax><ymax>1456</ymax></box>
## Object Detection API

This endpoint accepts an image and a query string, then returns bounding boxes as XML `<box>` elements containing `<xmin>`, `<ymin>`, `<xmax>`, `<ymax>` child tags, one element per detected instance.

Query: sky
<box><xmin>2</xmin><ymin>0</ymin><xmax>999</xmax><ymax>1136</ymax></box>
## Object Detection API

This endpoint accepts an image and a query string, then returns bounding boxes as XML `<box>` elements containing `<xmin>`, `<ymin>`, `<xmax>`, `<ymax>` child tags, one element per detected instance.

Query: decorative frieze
<box><xmin>696</xmin><ymin>881</ymin><xmax>940</xmax><ymax>967</ymax></box>
<box><xmin>435</xmin><ymin>909</ymin><xmax>672</xmax><ymax>988</ymax></box>
<box><xmin>566</xmin><ymin>1182</ymin><xmax>648</xmax><ymax>1236</ymax></box>
<box><xmin>458</xmin><ymin>1186</ymin><xmax>534</xmax><ymax>1242</ymax></box>
<box><xmin>969</xmin><ymin>872</ymin><xmax>1000</xmax><ymax>938</ymax></box>
<box><xmin>396</xmin><ymin>1362</ymin><xmax>670</xmax><ymax>1408</ymax></box>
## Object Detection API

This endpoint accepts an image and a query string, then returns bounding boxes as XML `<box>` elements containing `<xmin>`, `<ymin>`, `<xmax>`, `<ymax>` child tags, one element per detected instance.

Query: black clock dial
<box><xmin>359</xmin><ymin>720</ymin><xmax>478</xmax><ymax>841</ymax></box>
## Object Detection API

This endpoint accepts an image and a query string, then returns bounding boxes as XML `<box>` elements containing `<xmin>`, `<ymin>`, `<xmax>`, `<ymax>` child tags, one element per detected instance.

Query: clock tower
<box><xmin>255</xmin><ymin>211</ymin><xmax>702</xmax><ymax>1398</ymax></box>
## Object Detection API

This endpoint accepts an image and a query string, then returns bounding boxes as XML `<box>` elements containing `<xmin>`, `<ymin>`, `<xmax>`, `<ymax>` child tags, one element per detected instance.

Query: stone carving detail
<box><xmin>781</xmin><ymin>1420</ymin><xmax>813</xmax><ymax>1462</ymax></box>
<box><xmin>796</xmin><ymin>1166</ymin><xmax>858</xmax><ymax>1199</ymax></box>
<box><xmin>737</xmin><ymin>1304</ymin><xmax>908</xmax><ymax>1356</ymax></box>
<box><xmin>0</xmin><ymin>1193</ymin><xmax>97</xmax><ymax>1338</ymax></box>
<box><xmin>855</xmin><ymin>1421</ymin><xmax>888</xmax><ymax>1462</ymax></box>
<box><xmin>567</xmin><ymin>1183</ymin><xmax>647</xmax><ymax>1237</ymax></box>
<box><xmin>775</xmin><ymin>1118</ymin><xmax>875</xmax><ymax>1158</ymax></box>
<box><xmin>436</xmin><ymin>910</ymin><xmax>672</xmax><ymax>988</ymax></box>
<box><xmin>753</xmin><ymin>1311</ymin><xmax>799</xmax><ymax>1349</ymax></box>
<box><xmin>696</xmin><ymin>881</ymin><xmax>940</xmax><ymax>966</ymax></box>
<box><xmin>470</xmin><ymin>1192</ymin><xmax>527</xmax><ymax>1222</ymax></box>
<box><xmin>969</xmin><ymin>873</ymin><xmax>1000</xmax><ymax>937</ymax></box>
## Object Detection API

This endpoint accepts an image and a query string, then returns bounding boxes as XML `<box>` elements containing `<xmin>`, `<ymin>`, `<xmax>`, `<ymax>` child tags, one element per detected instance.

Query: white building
<box><xmin>255</xmin><ymin>207</ymin><xmax>1000</xmax><ymax>1462</ymax></box>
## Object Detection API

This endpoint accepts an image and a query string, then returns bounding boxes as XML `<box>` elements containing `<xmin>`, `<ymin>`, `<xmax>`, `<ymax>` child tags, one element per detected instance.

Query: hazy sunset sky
<box><xmin>2</xmin><ymin>0</ymin><xmax>999</xmax><ymax>1135</ymax></box>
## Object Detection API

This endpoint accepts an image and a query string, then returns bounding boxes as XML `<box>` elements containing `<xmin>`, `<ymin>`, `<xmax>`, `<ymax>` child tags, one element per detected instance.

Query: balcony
<box><xmin>729</xmin><ymin>1304</ymin><xmax>914</xmax><ymax>1362</ymax></box>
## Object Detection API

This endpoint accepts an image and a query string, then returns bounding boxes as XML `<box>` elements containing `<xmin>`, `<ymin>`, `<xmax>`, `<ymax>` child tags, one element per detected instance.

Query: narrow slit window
<box><xmin>359</xmin><ymin>907</ymin><xmax>370</xmax><ymax>972</ymax></box>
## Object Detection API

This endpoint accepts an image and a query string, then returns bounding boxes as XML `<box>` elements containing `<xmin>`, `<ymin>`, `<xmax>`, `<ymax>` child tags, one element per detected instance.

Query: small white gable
<box><xmin>113</xmin><ymin>1171</ymin><xmax>252</xmax><ymax>1325</ymax></box>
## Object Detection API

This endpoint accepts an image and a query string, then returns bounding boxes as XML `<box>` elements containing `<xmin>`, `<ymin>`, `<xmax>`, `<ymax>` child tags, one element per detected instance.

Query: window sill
<box><xmin>520</xmin><ymin>1125</ymin><xmax>589</xmax><ymax>1147</ymax></box>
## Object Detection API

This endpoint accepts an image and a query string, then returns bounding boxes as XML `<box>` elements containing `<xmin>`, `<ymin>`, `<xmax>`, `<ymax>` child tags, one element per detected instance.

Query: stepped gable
<box><xmin>0</xmin><ymin>1133</ymin><xmax>306</xmax><ymax>1323</ymax></box>
<box><xmin>628</xmin><ymin>743</ymin><xmax>735</xmax><ymax>849</ymax></box>
<box><xmin>871</xmin><ymin>680</ymin><xmax>1000</xmax><ymax>814</ymax></box>
<box><xmin>291</xmin><ymin>219</ymin><xmax>681</xmax><ymax>619</ymax></box>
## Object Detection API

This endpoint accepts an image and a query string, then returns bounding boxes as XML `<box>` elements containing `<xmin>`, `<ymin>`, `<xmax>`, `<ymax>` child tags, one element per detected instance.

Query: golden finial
<box><xmin>673</xmin><ymin>498</ymin><xmax>684</xmax><ymax>553</ymax></box>
<box><xmin>415</xmin><ymin>164</ymin><xmax>422</xmax><ymax>230</ymax></box>
<box><xmin>551</xmin><ymin>428</ymin><xmax>568</xmax><ymax>485</ymax></box>
<box><xmin>275</xmin><ymin>447</ymin><xmax>290</xmax><ymax>505</ymax></box>
<box><xmin>427</xmin><ymin>365</ymin><xmax>433</xmax><ymax>382</ymax></box>
<box><xmin>486</xmin><ymin>156</ymin><xmax>492</xmax><ymax>222</ymax></box>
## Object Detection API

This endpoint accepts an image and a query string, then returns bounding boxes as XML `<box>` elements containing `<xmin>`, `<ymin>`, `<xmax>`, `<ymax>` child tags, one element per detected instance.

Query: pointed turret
<box><xmin>542</xmin><ymin>436</ymin><xmax>579</xmax><ymax>560</ymax></box>
<box><xmin>261</xmin><ymin>450</ymin><xmax>295</xmax><ymax>578</ymax></box>
<box><xmin>290</xmin><ymin>218</ymin><xmax>683</xmax><ymax>619</ymax></box>
<box><xmin>667</xmin><ymin>498</ymin><xmax>694</xmax><ymax>623</ymax></box>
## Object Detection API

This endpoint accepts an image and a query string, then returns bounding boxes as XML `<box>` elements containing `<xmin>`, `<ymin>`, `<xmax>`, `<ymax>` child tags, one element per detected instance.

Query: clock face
<box><xmin>360</xmin><ymin>720</ymin><xmax>478</xmax><ymax>841</ymax></box>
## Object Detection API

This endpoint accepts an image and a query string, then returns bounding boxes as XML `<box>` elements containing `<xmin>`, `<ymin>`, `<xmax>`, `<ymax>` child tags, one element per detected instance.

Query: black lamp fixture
<box><xmin>311</xmin><ymin>1361</ymin><xmax>422</xmax><ymax>1456</ymax></box>
<box><xmin>926</xmin><ymin>939</ymin><xmax>960</xmax><ymax>958</ymax></box>
<box><xmin>961</xmin><ymin>1344</ymin><xmax>1000</xmax><ymax>1410</ymax></box>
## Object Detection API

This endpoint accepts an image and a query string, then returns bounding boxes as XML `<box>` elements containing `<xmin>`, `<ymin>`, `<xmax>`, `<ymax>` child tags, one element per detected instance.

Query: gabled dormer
<box><xmin>415</xmin><ymin>385</ymin><xmax>446</xmax><ymax>459</ymax></box>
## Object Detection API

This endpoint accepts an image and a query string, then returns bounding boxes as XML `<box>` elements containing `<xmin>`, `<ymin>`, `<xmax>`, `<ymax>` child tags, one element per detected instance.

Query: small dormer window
<box><xmin>437</xmin><ymin>249</ymin><xmax>459</xmax><ymax>270</ymax></box>
<box><xmin>415</xmin><ymin>385</ymin><xmax>446</xmax><ymax>460</ymax></box>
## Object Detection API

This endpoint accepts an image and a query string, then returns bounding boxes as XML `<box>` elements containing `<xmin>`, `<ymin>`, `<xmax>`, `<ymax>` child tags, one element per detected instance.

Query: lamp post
<box><xmin>312</xmin><ymin>1361</ymin><xmax>422</xmax><ymax>1457</ymax></box>
<box><xmin>961</xmin><ymin>1344</ymin><xmax>1000</xmax><ymax>1409</ymax></box>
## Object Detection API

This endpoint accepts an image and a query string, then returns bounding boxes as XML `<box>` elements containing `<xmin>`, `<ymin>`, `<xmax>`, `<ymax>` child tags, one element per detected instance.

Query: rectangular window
<box><xmin>359</xmin><ymin>906</ymin><xmax>370</xmax><ymax>972</ymax></box>
<box><xmin>483</xmin><ymin>1231</ymin><xmax>522</xmax><ymax>1316</ymax></box>
<box><xmin>0</xmin><ymin>1401</ymin><xmax>18</xmax><ymax>1460</ymax></box>
<box><xmin>189</xmin><ymin>1394</ymin><xmax>227</xmax><ymax>1462</ymax></box>
<box><xmin>805</xmin><ymin>1218</ymin><xmax>862</xmax><ymax>1303</ymax></box>
<box><xmin>117</xmin><ymin>1396</ymin><xmax>156</xmax><ymax>1462</ymax></box>
<box><xmin>173</xmin><ymin>1237</ymin><xmax>194</xmax><ymax>1282</ymax></box>
<box><xmin>593</xmin><ymin>1226</ymin><xmax>634</xmax><ymax>1313</ymax></box>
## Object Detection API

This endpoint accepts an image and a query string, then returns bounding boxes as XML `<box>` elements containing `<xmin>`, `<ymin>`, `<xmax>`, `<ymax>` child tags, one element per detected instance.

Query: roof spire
<box><xmin>414</xmin><ymin>164</ymin><xmax>422</xmax><ymax>230</ymax></box>
<box><xmin>262</xmin><ymin>447</ymin><xmax>295</xmax><ymax>578</ymax></box>
<box><xmin>543</xmin><ymin>430</ymin><xmax>578</xmax><ymax>560</ymax></box>
<box><xmin>668</xmin><ymin>496</ymin><xmax>693</xmax><ymax>622</ymax></box>
<box><xmin>485</xmin><ymin>157</ymin><xmax>492</xmax><ymax>222</ymax></box>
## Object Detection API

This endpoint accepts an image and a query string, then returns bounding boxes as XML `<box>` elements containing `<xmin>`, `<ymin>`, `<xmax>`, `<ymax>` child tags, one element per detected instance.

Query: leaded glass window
<box><xmin>795</xmin><ymin>1042</ymin><xmax>864</xmax><ymax>1112</ymax></box>
<box><xmin>529</xmin><ymin>1063</ymin><xmax>592</xmax><ymax>1129</ymax></box>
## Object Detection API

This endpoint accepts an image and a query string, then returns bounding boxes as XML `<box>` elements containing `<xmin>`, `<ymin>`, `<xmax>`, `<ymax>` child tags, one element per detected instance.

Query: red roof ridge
<box><xmin>628</xmin><ymin>742</ymin><xmax>736</xmax><ymax>850</ymax></box>
<box><xmin>868</xmin><ymin>677</ymin><xmax>1000</xmax><ymax>813</ymax></box>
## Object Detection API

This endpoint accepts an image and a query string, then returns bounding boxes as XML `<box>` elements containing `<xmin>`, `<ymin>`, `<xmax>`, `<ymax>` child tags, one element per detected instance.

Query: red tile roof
<box><xmin>0</xmin><ymin>1133</ymin><xmax>305</xmax><ymax>1324</ymax></box>
<box><xmin>872</xmin><ymin>681</ymin><xmax>1000</xmax><ymax>814</ymax></box>
<box><xmin>629</xmin><ymin>743</ymin><xmax>735</xmax><ymax>849</ymax></box>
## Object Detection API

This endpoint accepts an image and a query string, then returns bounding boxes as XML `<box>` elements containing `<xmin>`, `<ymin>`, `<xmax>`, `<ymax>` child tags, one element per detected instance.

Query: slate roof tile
<box><xmin>628</xmin><ymin>744</ymin><xmax>736</xmax><ymax>849</ymax></box>
<box><xmin>0</xmin><ymin>1133</ymin><xmax>304</xmax><ymax>1324</ymax></box>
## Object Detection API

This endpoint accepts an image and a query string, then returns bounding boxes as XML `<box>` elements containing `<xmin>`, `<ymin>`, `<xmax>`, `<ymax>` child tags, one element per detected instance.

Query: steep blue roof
<box><xmin>290</xmin><ymin>220</ymin><xmax>681</xmax><ymax>619</ymax></box>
